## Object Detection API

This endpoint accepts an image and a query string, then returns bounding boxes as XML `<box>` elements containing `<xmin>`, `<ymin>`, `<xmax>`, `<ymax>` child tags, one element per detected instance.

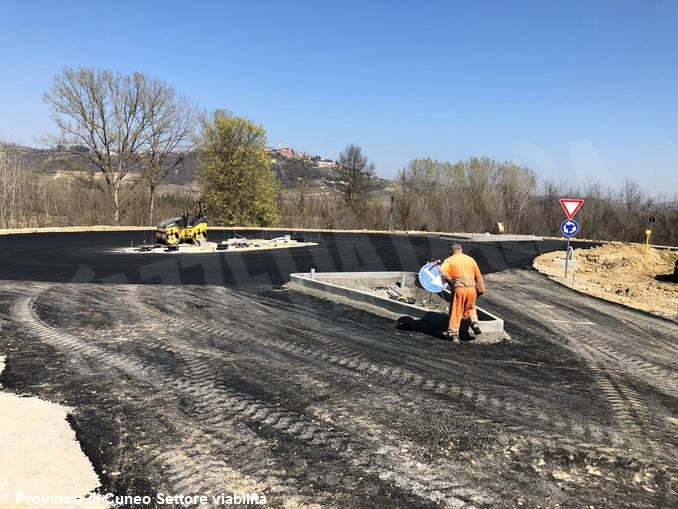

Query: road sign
<box><xmin>649</xmin><ymin>216</ymin><xmax>655</xmax><ymax>224</ymax></box>
<box><xmin>559</xmin><ymin>199</ymin><xmax>584</xmax><ymax>219</ymax></box>
<box><xmin>418</xmin><ymin>262</ymin><xmax>448</xmax><ymax>293</ymax></box>
<box><xmin>558</xmin><ymin>204</ymin><xmax>582</xmax><ymax>279</ymax></box>
<box><xmin>560</xmin><ymin>219</ymin><xmax>579</xmax><ymax>237</ymax></box>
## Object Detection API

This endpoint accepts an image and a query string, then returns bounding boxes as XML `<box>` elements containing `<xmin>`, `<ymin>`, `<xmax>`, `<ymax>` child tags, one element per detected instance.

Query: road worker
<box><xmin>435</xmin><ymin>243</ymin><xmax>485</xmax><ymax>343</ymax></box>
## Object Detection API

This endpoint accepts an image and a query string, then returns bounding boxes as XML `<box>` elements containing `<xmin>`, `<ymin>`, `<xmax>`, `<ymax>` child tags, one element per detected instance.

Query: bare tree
<box><xmin>464</xmin><ymin>157</ymin><xmax>500</xmax><ymax>232</ymax></box>
<box><xmin>296</xmin><ymin>158</ymin><xmax>310</xmax><ymax>228</ymax></box>
<box><xmin>139</xmin><ymin>80</ymin><xmax>196</xmax><ymax>225</ymax></box>
<box><xmin>620</xmin><ymin>177</ymin><xmax>643</xmax><ymax>239</ymax></box>
<box><xmin>0</xmin><ymin>142</ymin><xmax>39</xmax><ymax>228</ymax></box>
<box><xmin>498</xmin><ymin>162</ymin><xmax>536</xmax><ymax>233</ymax></box>
<box><xmin>578</xmin><ymin>181</ymin><xmax>616</xmax><ymax>240</ymax></box>
<box><xmin>44</xmin><ymin>68</ymin><xmax>150</xmax><ymax>224</ymax></box>
<box><xmin>539</xmin><ymin>180</ymin><xmax>562</xmax><ymax>236</ymax></box>
<box><xmin>395</xmin><ymin>158</ymin><xmax>446</xmax><ymax>230</ymax></box>
<box><xmin>0</xmin><ymin>143</ymin><xmax>22</xmax><ymax>228</ymax></box>
<box><xmin>394</xmin><ymin>163</ymin><xmax>418</xmax><ymax>230</ymax></box>
<box><xmin>335</xmin><ymin>144</ymin><xmax>375</xmax><ymax>204</ymax></box>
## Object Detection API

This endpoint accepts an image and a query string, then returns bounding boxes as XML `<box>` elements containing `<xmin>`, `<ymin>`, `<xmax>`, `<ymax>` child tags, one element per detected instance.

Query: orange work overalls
<box><xmin>439</xmin><ymin>253</ymin><xmax>485</xmax><ymax>333</ymax></box>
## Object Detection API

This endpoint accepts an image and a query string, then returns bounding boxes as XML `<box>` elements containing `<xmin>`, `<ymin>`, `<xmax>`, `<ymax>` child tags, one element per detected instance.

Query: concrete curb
<box><xmin>0</xmin><ymin>226</ymin><xmax>149</xmax><ymax>236</ymax></box>
<box><xmin>287</xmin><ymin>271</ymin><xmax>506</xmax><ymax>343</ymax></box>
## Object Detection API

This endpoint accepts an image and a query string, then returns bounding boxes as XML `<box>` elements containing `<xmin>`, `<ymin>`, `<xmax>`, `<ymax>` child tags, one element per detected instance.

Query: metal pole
<box><xmin>564</xmin><ymin>237</ymin><xmax>571</xmax><ymax>279</ymax></box>
<box><xmin>389</xmin><ymin>196</ymin><xmax>394</xmax><ymax>231</ymax></box>
<box><xmin>644</xmin><ymin>230</ymin><xmax>651</xmax><ymax>262</ymax></box>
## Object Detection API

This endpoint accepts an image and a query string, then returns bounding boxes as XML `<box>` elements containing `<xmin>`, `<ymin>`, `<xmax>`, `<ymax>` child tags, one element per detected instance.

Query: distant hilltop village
<box><xmin>3</xmin><ymin>142</ymin><xmax>390</xmax><ymax>197</ymax></box>
<box><xmin>265</xmin><ymin>146</ymin><xmax>336</xmax><ymax>168</ymax></box>
<box><xmin>4</xmin><ymin>143</ymin><xmax>344</xmax><ymax>187</ymax></box>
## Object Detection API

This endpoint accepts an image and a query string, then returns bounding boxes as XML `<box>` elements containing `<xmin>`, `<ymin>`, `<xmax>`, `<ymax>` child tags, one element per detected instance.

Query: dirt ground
<box><xmin>534</xmin><ymin>243</ymin><xmax>677</xmax><ymax>320</ymax></box>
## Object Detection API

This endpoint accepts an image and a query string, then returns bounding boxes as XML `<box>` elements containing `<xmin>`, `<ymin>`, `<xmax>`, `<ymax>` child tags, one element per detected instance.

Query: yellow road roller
<box><xmin>155</xmin><ymin>202</ymin><xmax>208</xmax><ymax>246</ymax></box>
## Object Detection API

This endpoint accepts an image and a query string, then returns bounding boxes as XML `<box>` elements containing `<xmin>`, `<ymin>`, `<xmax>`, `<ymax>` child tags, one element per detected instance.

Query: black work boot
<box><xmin>443</xmin><ymin>331</ymin><xmax>460</xmax><ymax>343</ymax></box>
<box><xmin>471</xmin><ymin>321</ymin><xmax>482</xmax><ymax>335</ymax></box>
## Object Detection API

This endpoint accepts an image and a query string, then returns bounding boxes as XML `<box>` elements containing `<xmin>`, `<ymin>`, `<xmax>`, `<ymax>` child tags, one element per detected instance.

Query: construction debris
<box><xmin>119</xmin><ymin>234</ymin><xmax>317</xmax><ymax>254</ymax></box>
<box><xmin>385</xmin><ymin>284</ymin><xmax>416</xmax><ymax>304</ymax></box>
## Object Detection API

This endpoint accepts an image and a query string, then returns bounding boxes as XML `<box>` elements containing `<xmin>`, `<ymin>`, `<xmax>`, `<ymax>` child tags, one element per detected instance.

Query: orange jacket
<box><xmin>440</xmin><ymin>253</ymin><xmax>485</xmax><ymax>293</ymax></box>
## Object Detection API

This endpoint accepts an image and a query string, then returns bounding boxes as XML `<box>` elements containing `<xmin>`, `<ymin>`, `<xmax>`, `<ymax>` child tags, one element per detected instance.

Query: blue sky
<box><xmin>1</xmin><ymin>1</ymin><xmax>676</xmax><ymax>195</ymax></box>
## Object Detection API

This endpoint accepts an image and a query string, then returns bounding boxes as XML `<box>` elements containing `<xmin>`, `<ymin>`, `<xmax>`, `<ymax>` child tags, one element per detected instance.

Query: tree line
<box><xmin>391</xmin><ymin>158</ymin><xmax>676</xmax><ymax>244</ymax></box>
<box><xmin>0</xmin><ymin>66</ymin><xmax>675</xmax><ymax>246</ymax></box>
<box><xmin>277</xmin><ymin>156</ymin><xmax>677</xmax><ymax>246</ymax></box>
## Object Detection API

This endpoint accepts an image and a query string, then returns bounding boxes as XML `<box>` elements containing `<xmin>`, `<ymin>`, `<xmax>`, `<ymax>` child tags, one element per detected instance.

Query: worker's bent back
<box><xmin>440</xmin><ymin>253</ymin><xmax>485</xmax><ymax>292</ymax></box>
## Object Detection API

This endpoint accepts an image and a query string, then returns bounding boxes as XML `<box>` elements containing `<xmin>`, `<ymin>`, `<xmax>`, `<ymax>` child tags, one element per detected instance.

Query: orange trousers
<box><xmin>448</xmin><ymin>287</ymin><xmax>478</xmax><ymax>333</ymax></box>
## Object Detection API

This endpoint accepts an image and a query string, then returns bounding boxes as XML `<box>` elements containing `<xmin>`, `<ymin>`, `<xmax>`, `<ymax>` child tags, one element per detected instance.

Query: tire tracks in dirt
<box><xmin>10</xmin><ymin>293</ymin><xmax>311</xmax><ymax>506</ymax></box>
<box><xmin>484</xmin><ymin>276</ymin><xmax>677</xmax><ymax>468</ymax></box>
<box><xmin>15</xmin><ymin>290</ymin><xmax>473</xmax><ymax>508</ymax></box>
<box><xmin>133</xmin><ymin>286</ymin><xmax>622</xmax><ymax>458</ymax></box>
<box><xmin>123</xmin><ymin>288</ymin><xmax>490</xmax><ymax>508</ymax></box>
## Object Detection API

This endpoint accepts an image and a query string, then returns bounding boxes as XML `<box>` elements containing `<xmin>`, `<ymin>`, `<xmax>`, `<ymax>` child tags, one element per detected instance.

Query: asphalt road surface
<box><xmin>0</xmin><ymin>230</ymin><xmax>573</xmax><ymax>284</ymax></box>
<box><xmin>0</xmin><ymin>231</ymin><xmax>675</xmax><ymax>508</ymax></box>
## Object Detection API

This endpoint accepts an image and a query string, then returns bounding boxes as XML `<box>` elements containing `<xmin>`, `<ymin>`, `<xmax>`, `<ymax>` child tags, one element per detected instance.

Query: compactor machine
<box><xmin>155</xmin><ymin>202</ymin><xmax>208</xmax><ymax>246</ymax></box>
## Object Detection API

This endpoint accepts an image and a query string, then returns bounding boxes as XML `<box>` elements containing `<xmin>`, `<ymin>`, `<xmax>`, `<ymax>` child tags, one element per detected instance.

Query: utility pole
<box><xmin>389</xmin><ymin>195</ymin><xmax>394</xmax><ymax>231</ymax></box>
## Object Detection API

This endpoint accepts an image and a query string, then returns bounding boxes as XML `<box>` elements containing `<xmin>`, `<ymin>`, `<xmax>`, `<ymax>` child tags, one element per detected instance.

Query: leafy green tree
<box><xmin>198</xmin><ymin>111</ymin><xmax>280</xmax><ymax>226</ymax></box>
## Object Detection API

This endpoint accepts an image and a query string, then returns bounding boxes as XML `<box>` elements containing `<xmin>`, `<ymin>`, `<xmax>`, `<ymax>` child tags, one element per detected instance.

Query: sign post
<box><xmin>644</xmin><ymin>216</ymin><xmax>655</xmax><ymax>262</ymax></box>
<box><xmin>559</xmin><ymin>199</ymin><xmax>584</xmax><ymax>278</ymax></box>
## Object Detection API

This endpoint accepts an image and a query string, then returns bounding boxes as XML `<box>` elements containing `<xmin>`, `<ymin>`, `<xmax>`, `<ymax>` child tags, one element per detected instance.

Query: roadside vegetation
<box><xmin>0</xmin><ymin>66</ymin><xmax>675</xmax><ymax>246</ymax></box>
<box><xmin>198</xmin><ymin>110</ymin><xmax>279</xmax><ymax>226</ymax></box>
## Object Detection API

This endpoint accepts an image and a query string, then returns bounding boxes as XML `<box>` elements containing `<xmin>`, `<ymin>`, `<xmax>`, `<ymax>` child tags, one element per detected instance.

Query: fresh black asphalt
<box><xmin>0</xmin><ymin>230</ymin><xmax>576</xmax><ymax>285</ymax></box>
<box><xmin>0</xmin><ymin>231</ymin><xmax>675</xmax><ymax>508</ymax></box>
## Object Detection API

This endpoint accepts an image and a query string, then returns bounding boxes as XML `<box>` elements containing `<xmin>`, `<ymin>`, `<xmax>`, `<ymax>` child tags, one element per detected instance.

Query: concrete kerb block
<box><xmin>286</xmin><ymin>271</ymin><xmax>506</xmax><ymax>344</ymax></box>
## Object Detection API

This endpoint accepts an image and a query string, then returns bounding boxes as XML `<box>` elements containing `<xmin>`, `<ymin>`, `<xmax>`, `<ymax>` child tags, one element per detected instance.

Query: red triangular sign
<box><xmin>560</xmin><ymin>199</ymin><xmax>584</xmax><ymax>219</ymax></box>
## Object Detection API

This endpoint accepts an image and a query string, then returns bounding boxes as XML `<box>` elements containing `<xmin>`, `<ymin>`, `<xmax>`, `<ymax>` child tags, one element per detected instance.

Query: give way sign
<box><xmin>559</xmin><ymin>199</ymin><xmax>584</xmax><ymax>219</ymax></box>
